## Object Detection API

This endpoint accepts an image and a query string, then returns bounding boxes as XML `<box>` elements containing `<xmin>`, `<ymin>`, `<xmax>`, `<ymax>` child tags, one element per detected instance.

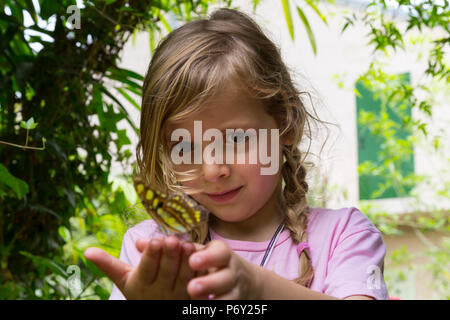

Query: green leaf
<box><xmin>99</xmin><ymin>86</ymin><xmax>139</xmax><ymax>134</ymax></box>
<box><xmin>304</xmin><ymin>0</ymin><xmax>327</xmax><ymax>25</ymax></box>
<box><xmin>20</xmin><ymin>117</ymin><xmax>38</xmax><ymax>130</ymax></box>
<box><xmin>433</xmin><ymin>138</ymin><xmax>439</xmax><ymax>150</ymax></box>
<box><xmin>23</xmin><ymin>0</ymin><xmax>39</xmax><ymax>25</ymax></box>
<box><xmin>149</xmin><ymin>27</ymin><xmax>157</xmax><ymax>54</ymax></box>
<box><xmin>281</xmin><ymin>0</ymin><xmax>294</xmax><ymax>40</ymax></box>
<box><xmin>116</xmin><ymin>87</ymin><xmax>141</xmax><ymax>111</ymax></box>
<box><xmin>156</xmin><ymin>10</ymin><xmax>172</xmax><ymax>33</ymax></box>
<box><xmin>341</xmin><ymin>17</ymin><xmax>354</xmax><ymax>34</ymax></box>
<box><xmin>58</xmin><ymin>226</ymin><xmax>72</xmax><ymax>242</ymax></box>
<box><xmin>183</xmin><ymin>1</ymin><xmax>192</xmax><ymax>21</ymax></box>
<box><xmin>19</xmin><ymin>251</ymin><xmax>68</xmax><ymax>278</ymax></box>
<box><xmin>94</xmin><ymin>284</ymin><xmax>111</xmax><ymax>300</ymax></box>
<box><xmin>296</xmin><ymin>6</ymin><xmax>317</xmax><ymax>55</ymax></box>
<box><xmin>116</xmin><ymin>129</ymin><xmax>131</xmax><ymax>150</ymax></box>
<box><xmin>39</xmin><ymin>0</ymin><xmax>60</xmax><ymax>20</ymax></box>
<box><xmin>0</xmin><ymin>164</ymin><xmax>29</xmax><ymax>199</ymax></box>
<box><xmin>8</xmin><ymin>1</ymin><xmax>24</xmax><ymax>24</ymax></box>
<box><xmin>106</xmin><ymin>68</ymin><xmax>142</xmax><ymax>90</ymax></box>
<box><xmin>123</xmin><ymin>85</ymin><xmax>142</xmax><ymax>96</ymax></box>
<box><xmin>115</xmin><ymin>68</ymin><xmax>144</xmax><ymax>81</ymax></box>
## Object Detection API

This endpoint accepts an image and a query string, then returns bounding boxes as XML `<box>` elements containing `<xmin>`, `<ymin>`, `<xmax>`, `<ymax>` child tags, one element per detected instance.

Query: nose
<box><xmin>202</xmin><ymin>161</ymin><xmax>230</xmax><ymax>182</ymax></box>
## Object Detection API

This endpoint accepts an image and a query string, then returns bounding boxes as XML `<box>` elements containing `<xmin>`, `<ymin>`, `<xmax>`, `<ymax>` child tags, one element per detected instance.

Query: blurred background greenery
<box><xmin>0</xmin><ymin>0</ymin><xmax>448</xmax><ymax>299</ymax></box>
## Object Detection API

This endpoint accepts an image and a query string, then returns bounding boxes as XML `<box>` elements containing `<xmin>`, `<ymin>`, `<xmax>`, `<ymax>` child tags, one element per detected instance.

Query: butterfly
<box><xmin>133</xmin><ymin>175</ymin><xmax>209</xmax><ymax>235</ymax></box>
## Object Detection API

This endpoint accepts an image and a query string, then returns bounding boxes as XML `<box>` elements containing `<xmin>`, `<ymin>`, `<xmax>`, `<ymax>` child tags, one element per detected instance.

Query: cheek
<box><xmin>180</xmin><ymin>178</ymin><xmax>202</xmax><ymax>196</ymax></box>
<box><xmin>240</xmin><ymin>163</ymin><xmax>280</xmax><ymax>195</ymax></box>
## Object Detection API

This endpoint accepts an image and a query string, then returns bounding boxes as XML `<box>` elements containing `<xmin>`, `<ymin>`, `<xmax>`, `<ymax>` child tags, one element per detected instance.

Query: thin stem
<box><xmin>25</xmin><ymin>129</ymin><xmax>29</xmax><ymax>146</ymax></box>
<box><xmin>0</xmin><ymin>138</ymin><xmax>46</xmax><ymax>150</ymax></box>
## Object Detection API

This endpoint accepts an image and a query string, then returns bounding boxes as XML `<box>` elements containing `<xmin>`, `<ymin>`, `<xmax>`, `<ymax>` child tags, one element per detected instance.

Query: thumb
<box><xmin>83</xmin><ymin>247</ymin><xmax>132</xmax><ymax>292</ymax></box>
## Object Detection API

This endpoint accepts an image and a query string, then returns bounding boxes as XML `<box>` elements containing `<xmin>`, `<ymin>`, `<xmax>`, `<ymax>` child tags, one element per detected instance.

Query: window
<box><xmin>355</xmin><ymin>72</ymin><xmax>415</xmax><ymax>200</ymax></box>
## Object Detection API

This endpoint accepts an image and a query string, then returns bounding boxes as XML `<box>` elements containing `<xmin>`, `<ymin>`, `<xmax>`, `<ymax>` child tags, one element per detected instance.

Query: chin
<box><xmin>212</xmin><ymin>211</ymin><xmax>253</xmax><ymax>223</ymax></box>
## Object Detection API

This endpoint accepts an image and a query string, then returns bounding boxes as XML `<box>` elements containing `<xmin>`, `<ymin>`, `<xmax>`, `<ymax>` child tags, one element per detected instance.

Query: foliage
<box><xmin>281</xmin><ymin>0</ymin><xmax>330</xmax><ymax>55</ymax></box>
<box><xmin>425</xmin><ymin>236</ymin><xmax>450</xmax><ymax>299</ymax></box>
<box><xmin>384</xmin><ymin>236</ymin><xmax>450</xmax><ymax>300</ymax></box>
<box><xmin>0</xmin><ymin>0</ymin><xmax>240</xmax><ymax>299</ymax></box>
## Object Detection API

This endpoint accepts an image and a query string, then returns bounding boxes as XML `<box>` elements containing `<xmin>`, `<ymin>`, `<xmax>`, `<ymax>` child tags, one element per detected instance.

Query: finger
<box><xmin>172</xmin><ymin>242</ymin><xmax>196</xmax><ymax>296</ymax></box>
<box><xmin>189</xmin><ymin>240</ymin><xmax>231</xmax><ymax>271</ymax></box>
<box><xmin>154</xmin><ymin>236</ymin><xmax>182</xmax><ymax>290</ymax></box>
<box><xmin>188</xmin><ymin>270</ymin><xmax>210</xmax><ymax>300</ymax></box>
<box><xmin>211</xmin><ymin>287</ymin><xmax>239</xmax><ymax>300</ymax></box>
<box><xmin>187</xmin><ymin>268</ymin><xmax>234</xmax><ymax>299</ymax></box>
<box><xmin>136</xmin><ymin>237</ymin><xmax>163</xmax><ymax>253</ymax></box>
<box><xmin>135</xmin><ymin>238</ymin><xmax>163</xmax><ymax>283</ymax></box>
<box><xmin>136</xmin><ymin>239</ymin><xmax>150</xmax><ymax>253</ymax></box>
<box><xmin>83</xmin><ymin>247</ymin><xmax>131</xmax><ymax>293</ymax></box>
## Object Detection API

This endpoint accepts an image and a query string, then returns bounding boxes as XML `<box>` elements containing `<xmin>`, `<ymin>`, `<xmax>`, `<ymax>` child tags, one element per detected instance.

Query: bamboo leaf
<box><xmin>116</xmin><ymin>87</ymin><xmax>141</xmax><ymax>111</ymax></box>
<box><xmin>296</xmin><ymin>5</ymin><xmax>317</xmax><ymax>55</ymax></box>
<box><xmin>149</xmin><ymin>27</ymin><xmax>156</xmax><ymax>54</ymax></box>
<box><xmin>159</xmin><ymin>13</ymin><xmax>171</xmax><ymax>33</ymax></box>
<box><xmin>281</xmin><ymin>0</ymin><xmax>294</xmax><ymax>40</ymax></box>
<box><xmin>304</xmin><ymin>0</ymin><xmax>327</xmax><ymax>25</ymax></box>
<box><xmin>115</xmin><ymin>67</ymin><xmax>144</xmax><ymax>81</ymax></box>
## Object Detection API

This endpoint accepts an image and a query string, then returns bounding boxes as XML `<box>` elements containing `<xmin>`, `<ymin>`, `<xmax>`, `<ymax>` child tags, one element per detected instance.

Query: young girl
<box><xmin>84</xmin><ymin>8</ymin><xmax>389</xmax><ymax>300</ymax></box>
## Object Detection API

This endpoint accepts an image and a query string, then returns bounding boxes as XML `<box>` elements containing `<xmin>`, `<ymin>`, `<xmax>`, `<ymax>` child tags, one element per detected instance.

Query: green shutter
<box><xmin>356</xmin><ymin>72</ymin><xmax>415</xmax><ymax>200</ymax></box>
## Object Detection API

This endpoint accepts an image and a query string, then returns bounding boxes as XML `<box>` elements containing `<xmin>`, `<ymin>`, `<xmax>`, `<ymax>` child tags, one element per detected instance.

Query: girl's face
<box><xmin>165</xmin><ymin>81</ymin><xmax>287</xmax><ymax>226</ymax></box>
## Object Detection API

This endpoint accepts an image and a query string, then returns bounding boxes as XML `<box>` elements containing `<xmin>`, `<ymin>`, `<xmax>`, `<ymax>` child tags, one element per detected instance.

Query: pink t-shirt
<box><xmin>109</xmin><ymin>206</ymin><xmax>390</xmax><ymax>300</ymax></box>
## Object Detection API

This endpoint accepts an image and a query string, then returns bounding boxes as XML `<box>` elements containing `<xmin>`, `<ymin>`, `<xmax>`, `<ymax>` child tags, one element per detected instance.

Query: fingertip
<box><xmin>189</xmin><ymin>253</ymin><xmax>204</xmax><ymax>269</ymax></box>
<box><xmin>165</xmin><ymin>235</ymin><xmax>179</xmax><ymax>245</ymax></box>
<box><xmin>164</xmin><ymin>236</ymin><xmax>181</xmax><ymax>251</ymax></box>
<box><xmin>150</xmin><ymin>238</ymin><xmax>162</xmax><ymax>251</ymax></box>
<box><xmin>83</xmin><ymin>247</ymin><xmax>101</xmax><ymax>259</ymax></box>
<box><xmin>187</xmin><ymin>279</ymin><xmax>203</xmax><ymax>297</ymax></box>
<box><xmin>182</xmin><ymin>242</ymin><xmax>195</xmax><ymax>256</ymax></box>
<box><xmin>136</xmin><ymin>238</ymin><xmax>151</xmax><ymax>251</ymax></box>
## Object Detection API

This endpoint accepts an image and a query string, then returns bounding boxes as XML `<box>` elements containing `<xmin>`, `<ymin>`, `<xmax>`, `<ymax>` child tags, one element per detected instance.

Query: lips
<box><xmin>206</xmin><ymin>186</ymin><xmax>242</xmax><ymax>196</ymax></box>
<box><xmin>205</xmin><ymin>186</ymin><xmax>243</xmax><ymax>203</ymax></box>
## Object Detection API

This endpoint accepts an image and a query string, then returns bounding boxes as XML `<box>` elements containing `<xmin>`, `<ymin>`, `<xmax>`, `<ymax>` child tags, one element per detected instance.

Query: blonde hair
<box><xmin>136</xmin><ymin>8</ymin><xmax>322</xmax><ymax>287</ymax></box>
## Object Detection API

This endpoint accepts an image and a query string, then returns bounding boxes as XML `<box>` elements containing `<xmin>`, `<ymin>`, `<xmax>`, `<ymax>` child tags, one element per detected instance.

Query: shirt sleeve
<box><xmin>108</xmin><ymin>230</ymin><xmax>143</xmax><ymax>300</ymax></box>
<box><xmin>323</xmin><ymin>227</ymin><xmax>390</xmax><ymax>300</ymax></box>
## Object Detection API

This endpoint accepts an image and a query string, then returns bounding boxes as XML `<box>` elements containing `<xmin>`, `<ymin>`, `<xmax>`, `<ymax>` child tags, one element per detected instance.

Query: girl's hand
<box><xmin>186</xmin><ymin>240</ymin><xmax>262</xmax><ymax>300</ymax></box>
<box><xmin>83</xmin><ymin>236</ymin><xmax>197</xmax><ymax>299</ymax></box>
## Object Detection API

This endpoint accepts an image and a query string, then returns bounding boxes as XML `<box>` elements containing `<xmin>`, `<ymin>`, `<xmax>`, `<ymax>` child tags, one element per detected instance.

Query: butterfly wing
<box><xmin>133</xmin><ymin>175</ymin><xmax>209</xmax><ymax>235</ymax></box>
<box><xmin>164</xmin><ymin>192</ymin><xmax>209</xmax><ymax>233</ymax></box>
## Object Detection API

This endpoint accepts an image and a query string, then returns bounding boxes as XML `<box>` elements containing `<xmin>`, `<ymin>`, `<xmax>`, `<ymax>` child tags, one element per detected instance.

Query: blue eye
<box><xmin>227</xmin><ymin>131</ymin><xmax>245</xmax><ymax>143</ymax></box>
<box><xmin>226</xmin><ymin>130</ymin><xmax>250</xmax><ymax>144</ymax></box>
<box><xmin>173</xmin><ymin>141</ymin><xmax>193</xmax><ymax>155</ymax></box>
